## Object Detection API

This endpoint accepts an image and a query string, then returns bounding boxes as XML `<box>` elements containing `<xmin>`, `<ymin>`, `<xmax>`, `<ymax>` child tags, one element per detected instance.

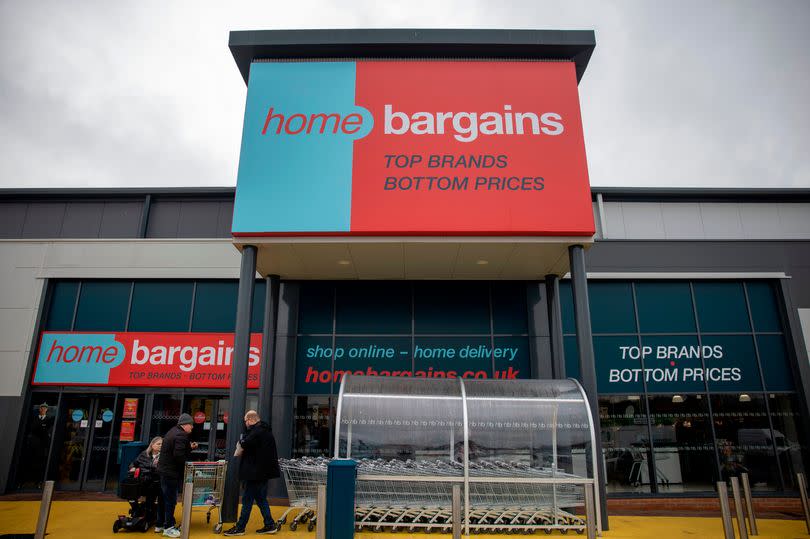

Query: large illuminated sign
<box><xmin>232</xmin><ymin>61</ymin><xmax>594</xmax><ymax>236</ymax></box>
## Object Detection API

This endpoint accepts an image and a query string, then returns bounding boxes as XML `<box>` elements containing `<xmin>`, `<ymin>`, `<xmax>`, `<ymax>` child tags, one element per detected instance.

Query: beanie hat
<box><xmin>178</xmin><ymin>413</ymin><xmax>193</xmax><ymax>426</ymax></box>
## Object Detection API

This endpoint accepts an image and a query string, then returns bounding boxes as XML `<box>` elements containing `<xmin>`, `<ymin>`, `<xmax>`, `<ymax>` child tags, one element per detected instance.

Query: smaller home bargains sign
<box><xmin>33</xmin><ymin>333</ymin><xmax>263</xmax><ymax>388</ymax></box>
<box><xmin>32</xmin><ymin>332</ymin><xmax>777</xmax><ymax>393</ymax></box>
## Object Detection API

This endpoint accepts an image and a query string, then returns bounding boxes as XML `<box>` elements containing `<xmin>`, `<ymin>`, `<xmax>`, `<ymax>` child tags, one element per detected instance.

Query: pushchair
<box><xmin>113</xmin><ymin>468</ymin><xmax>160</xmax><ymax>533</ymax></box>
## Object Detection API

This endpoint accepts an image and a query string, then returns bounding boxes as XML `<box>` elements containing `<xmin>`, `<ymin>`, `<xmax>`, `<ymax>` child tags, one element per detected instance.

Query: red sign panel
<box><xmin>352</xmin><ymin>61</ymin><xmax>593</xmax><ymax>235</ymax></box>
<box><xmin>120</xmin><ymin>420</ymin><xmax>136</xmax><ymax>442</ymax></box>
<box><xmin>122</xmin><ymin>398</ymin><xmax>139</xmax><ymax>419</ymax></box>
<box><xmin>32</xmin><ymin>332</ymin><xmax>263</xmax><ymax>388</ymax></box>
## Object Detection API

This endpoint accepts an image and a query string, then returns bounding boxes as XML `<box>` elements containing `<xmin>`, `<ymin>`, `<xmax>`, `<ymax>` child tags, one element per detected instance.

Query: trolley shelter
<box><xmin>331</xmin><ymin>375</ymin><xmax>600</xmax><ymax>534</ymax></box>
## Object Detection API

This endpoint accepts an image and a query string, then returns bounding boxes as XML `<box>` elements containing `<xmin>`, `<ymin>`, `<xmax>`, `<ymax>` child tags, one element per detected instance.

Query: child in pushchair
<box><xmin>114</xmin><ymin>437</ymin><xmax>164</xmax><ymax>533</ymax></box>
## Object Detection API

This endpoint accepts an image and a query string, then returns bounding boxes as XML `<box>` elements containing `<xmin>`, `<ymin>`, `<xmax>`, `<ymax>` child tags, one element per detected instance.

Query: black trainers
<box><xmin>256</xmin><ymin>523</ymin><xmax>280</xmax><ymax>534</ymax></box>
<box><xmin>223</xmin><ymin>526</ymin><xmax>246</xmax><ymax>536</ymax></box>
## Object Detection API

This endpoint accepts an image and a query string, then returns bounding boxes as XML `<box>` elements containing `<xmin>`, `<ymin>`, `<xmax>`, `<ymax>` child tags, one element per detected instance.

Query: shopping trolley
<box><xmin>278</xmin><ymin>457</ymin><xmax>327</xmax><ymax>531</ymax></box>
<box><xmin>183</xmin><ymin>461</ymin><xmax>228</xmax><ymax>533</ymax></box>
<box><xmin>279</xmin><ymin>457</ymin><xmax>588</xmax><ymax>534</ymax></box>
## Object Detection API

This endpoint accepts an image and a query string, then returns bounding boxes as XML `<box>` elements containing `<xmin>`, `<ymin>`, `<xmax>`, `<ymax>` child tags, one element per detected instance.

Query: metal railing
<box><xmin>718</xmin><ymin>473</ymin><xmax>758</xmax><ymax>539</ymax></box>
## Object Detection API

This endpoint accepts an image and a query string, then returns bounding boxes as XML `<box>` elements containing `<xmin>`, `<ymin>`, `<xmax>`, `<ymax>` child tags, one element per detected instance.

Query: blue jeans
<box><xmin>236</xmin><ymin>480</ymin><xmax>274</xmax><ymax>529</ymax></box>
<box><xmin>160</xmin><ymin>476</ymin><xmax>179</xmax><ymax>529</ymax></box>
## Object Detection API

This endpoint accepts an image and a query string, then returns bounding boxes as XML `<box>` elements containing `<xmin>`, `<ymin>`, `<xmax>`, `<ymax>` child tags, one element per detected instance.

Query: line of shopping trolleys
<box><xmin>278</xmin><ymin>457</ymin><xmax>588</xmax><ymax>534</ymax></box>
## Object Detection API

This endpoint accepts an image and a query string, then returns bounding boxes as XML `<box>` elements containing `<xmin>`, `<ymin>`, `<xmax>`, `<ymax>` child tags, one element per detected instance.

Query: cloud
<box><xmin>1</xmin><ymin>0</ymin><xmax>808</xmax><ymax>188</ymax></box>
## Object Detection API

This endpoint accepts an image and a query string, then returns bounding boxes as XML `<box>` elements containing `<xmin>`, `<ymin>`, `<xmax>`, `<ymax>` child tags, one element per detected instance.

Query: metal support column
<box><xmin>568</xmin><ymin>245</ymin><xmax>608</xmax><ymax>530</ymax></box>
<box><xmin>221</xmin><ymin>245</ymin><xmax>257</xmax><ymax>522</ymax></box>
<box><xmin>545</xmin><ymin>274</ymin><xmax>566</xmax><ymax>379</ymax></box>
<box><xmin>258</xmin><ymin>275</ymin><xmax>280</xmax><ymax>424</ymax></box>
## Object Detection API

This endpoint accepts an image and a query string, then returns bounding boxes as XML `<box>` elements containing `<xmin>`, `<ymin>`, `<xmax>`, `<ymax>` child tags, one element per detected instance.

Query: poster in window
<box><xmin>123</xmin><ymin>398</ymin><xmax>139</xmax><ymax>419</ymax></box>
<box><xmin>120</xmin><ymin>420</ymin><xmax>136</xmax><ymax>442</ymax></box>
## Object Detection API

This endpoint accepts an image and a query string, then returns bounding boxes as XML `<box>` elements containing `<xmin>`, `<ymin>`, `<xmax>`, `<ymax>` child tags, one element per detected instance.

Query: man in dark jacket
<box><xmin>157</xmin><ymin>413</ymin><xmax>198</xmax><ymax>538</ymax></box>
<box><xmin>223</xmin><ymin>410</ymin><xmax>280</xmax><ymax>536</ymax></box>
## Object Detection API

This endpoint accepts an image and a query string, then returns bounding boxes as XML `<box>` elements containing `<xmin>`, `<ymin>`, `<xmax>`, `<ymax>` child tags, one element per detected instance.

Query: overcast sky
<box><xmin>1</xmin><ymin>0</ymin><xmax>808</xmax><ymax>189</ymax></box>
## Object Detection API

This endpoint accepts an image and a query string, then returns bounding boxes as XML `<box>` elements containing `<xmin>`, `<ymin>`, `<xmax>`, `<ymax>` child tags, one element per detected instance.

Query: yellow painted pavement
<box><xmin>0</xmin><ymin>501</ymin><xmax>807</xmax><ymax>539</ymax></box>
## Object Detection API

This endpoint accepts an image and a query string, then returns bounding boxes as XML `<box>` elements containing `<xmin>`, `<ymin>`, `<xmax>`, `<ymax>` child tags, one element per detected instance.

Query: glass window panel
<box><xmin>414</xmin><ymin>282</ymin><xmax>489</xmax><ymax>334</ymax></box>
<box><xmin>594</xmin><ymin>336</ymin><xmax>644</xmax><ymax>394</ymax></box>
<box><xmin>74</xmin><ymin>281</ymin><xmax>130</xmax><ymax>331</ymax></box>
<box><xmin>129</xmin><ymin>281</ymin><xmax>193</xmax><ymax>332</ymax></box>
<box><xmin>600</xmin><ymin>395</ymin><xmax>652</xmax><ymax>494</ymax></box>
<box><xmin>699</xmin><ymin>335</ymin><xmax>762</xmax><ymax>392</ymax></box>
<box><xmin>757</xmin><ymin>335</ymin><xmax>794</xmax><ymax>391</ymax></box>
<box><xmin>45</xmin><ymin>281</ymin><xmax>79</xmax><ymax>330</ymax></box>
<box><xmin>589</xmin><ymin>282</ymin><xmax>636</xmax><ymax>334</ymax></box>
<box><xmin>250</xmin><ymin>280</ymin><xmax>266</xmax><ymax>333</ymax></box>
<box><xmin>492</xmin><ymin>282</ymin><xmax>529</xmax><ymax>334</ymax></box>
<box><xmin>413</xmin><ymin>336</ymin><xmax>492</xmax><ymax>379</ymax></box>
<box><xmin>711</xmin><ymin>394</ymin><xmax>778</xmax><ymax>491</ymax></box>
<box><xmin>767</xmin><ymin>394</ymin><xmax>807</xmax><ymax>489</ymax></box>
<box><xmin>648</xmin><ymin>394</ymin><xmax>716</xmax><ymax>493</ymax></box>
<box><xmin>295</xmin><ymin>336</ymin><xmax>335</xmax><ymax>394</ymax></box>
<box><xmin>334</xmin><ymin>336</ymin><xmax>412</xmax><ymax>379</ymax></box>
<box><xmin>335</xmin><ymin>282</ymin><xmax>410</xmax><ymax>334</ymax></box>
<box><xmin>636</xmin><ymin>282</ymin><xmax>696</xmax><ymax>333</ymax></box>
<box><xmin>293</xmin><ymin>396</ymin><xmax>332</xmax><ymax>458</ymax></box>
<box><xmin>298</xmin><ymin>283</ymin><xmax>334</xmax><ymax>334</ymax></box>
<box><xmin>183</xmin><ymin>396</ymin><xmax>214</xmax><ymax>460</ymax></box>
<box><xmin>746</xmin><ymin>282</ymin><xmax>783</xmax><ymax>333</ymax></box>
<box><xmin>640</xmin><ymin>335</ymin><xmax>704</xmax><ymax>393</ymax></box>
<box><xmin>150</xmin><ymin>394</ymin><xmax>182</xmax><ymax>444</ymax></box>
<box><xmin>564</xmin><ymin>336</ymin><xmax>580</xmax><ymax>380</ymax></box>
<box><xmin>191</xmin><ymin>281</ymin><xmax>237</xmax><ymax>332</ymax></box>
<box><xmin>493</xmin><ymin>336</ymin><xmax>530</xmax><ymax>380</ymax></box>
<box><xmin>105</xmin><ymin>393</ymin><xmax>144</xmax><ymax>492</ymax></box>
<box><xmin>560</xmin><ymin>282</ymin><xmax>576</xmax><ymax>335</ymax></box>
<box><xmin>694</xmin><ymin>282</ymin><xmax>751</xmax><ymax>333</ymax></box>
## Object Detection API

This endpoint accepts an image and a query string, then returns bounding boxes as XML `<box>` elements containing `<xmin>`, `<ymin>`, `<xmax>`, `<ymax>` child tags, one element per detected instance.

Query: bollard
<box><xmin>717</xmin><ymin>481</ymin><xmax>734</xmax><ymax>539</ymax></box>
<box><xmin>315</xmin><ymin>484</ymin><xmax>327</xmax><ymax>539</ymax></box>
<box><xmin>740</xmin><ymin>473</ymin><xmax>757</xmax><ymax>535</ymax></box>
<box><xmin>34</xmin><ymin>480</ymin><xmax>54</xmax><ymax>539</ymax></box>
<box><xmin>180</xmin><ymin>480</ymin><xmax>193</xmax><ymax>539</ymax></box>
<box><xmin>452</xmin><ymin>484</ymin><xmax>461</xmax><ymax>539</ymax></box>
<box><xmin>584</xmin><ymin>483</ymin><xmax>597</xmax><ymax>539</ymax></box>
<box><xmin>799</xmin><ymin>473</ymin><xmax>810</xmax><ymax>534</ymax></box>
<box><xmin>730</xmin><ymin>477</ymin><xmax>749</xmax><ymax>539</ymax></box>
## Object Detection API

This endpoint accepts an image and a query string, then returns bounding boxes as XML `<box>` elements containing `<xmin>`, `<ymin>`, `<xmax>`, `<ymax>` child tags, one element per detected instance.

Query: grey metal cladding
<box><xmin>739</xmin><ymin>205</ymin><xmax>784</xmax><ymax>239</ymax></box>
<box><xmin>661</xmin><ymin>203</ymin><xmax>704</xmax><ymax>238</ymax></box>
<box><xmin>217</xmin><ymin>201</ymin><xmax>235</xmax><ymax>238</ymax></box>
<box><xmin>60</xmin><ymin>202</ymin><xmax>104</xmax><ymax>238</ymax></box>
<box><xmin>21</xmin><ymin>202</ymin><xmax>66</xmax><ymax>238</ymax></box>
<box><xmin>100</xmin><ymin>201</ymin><xmax>142</xmax><ymax>238</ymax></box>
<box><xmin>0</xmin><ymin>202</ymin><xmax>27</xmax><ymax>238</ymax></box>
<box><xmin>698</xmin><ymin>203</ymin><xmax>744</xmax><ymax>238</ymax></box>
<box><xmin>586</xmin><ymin>240</ymin><xmax>800</xmax><ymax>272</ymax></box>
<box><xmin>177</xmin><ymin>200</ymin><xmax>222</xmax><ymax>238</ymax></box>
<box><xmin>145</xmin><ymin>200</ymin><xmax>181</xmax><ymax>238</ymax></box>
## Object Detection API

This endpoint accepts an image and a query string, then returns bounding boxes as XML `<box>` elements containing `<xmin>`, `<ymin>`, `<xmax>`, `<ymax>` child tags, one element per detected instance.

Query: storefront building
<box><xmin>0</xmin><ymin>30</ymin><xmax>808</xmax><ymax>504</ymax></box>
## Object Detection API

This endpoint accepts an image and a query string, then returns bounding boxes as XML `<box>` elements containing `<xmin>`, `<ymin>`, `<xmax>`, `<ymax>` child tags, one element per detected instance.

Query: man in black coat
<box><xmin>224</xmin><ymin>410</ymin><xmax>280</xmax><ymax>536</ymax></box>
<box><xmin>157</xmin><ymin>413</ymin><xmax>198</xmax><ymax>538</ymax></box>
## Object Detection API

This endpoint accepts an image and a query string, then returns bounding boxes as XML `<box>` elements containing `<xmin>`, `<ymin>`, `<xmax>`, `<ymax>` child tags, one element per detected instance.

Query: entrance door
<box><xmin>54</xmin><ymin>395</ymin><xmax>117</xmax><ymax>491</ymax></box>
<box><xmin>182</xmin><ymin>396</ymin><xmax>255</xmax><ymax>461</ymax></box>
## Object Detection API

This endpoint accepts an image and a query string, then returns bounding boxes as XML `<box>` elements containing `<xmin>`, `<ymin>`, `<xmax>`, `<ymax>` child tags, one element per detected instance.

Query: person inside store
<box><xmin>26</xmin><ymin>402</ymin><xmax>53</xmax><ymax>488</ymax></box>
<box><xmin>130</xmin><ymin>436</ymin><xmax>165</xmax><ymax>532</ymax></box>
<box><xmin>223</xmin><ymin>410</ymin><xmax>281</xmax><ymax>536</ymax></box>
<box><xmin>157</xmin><ymin>413</ymin><xmax>198</xmax><ymax>538</ymax></box>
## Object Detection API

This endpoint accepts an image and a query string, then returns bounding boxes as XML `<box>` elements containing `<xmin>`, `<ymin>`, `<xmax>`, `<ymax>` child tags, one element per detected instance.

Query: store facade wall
<box><xmin>2</xmin><ymin>190</ymin><xmax>810</xmax><ymax>498</ymax></box>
